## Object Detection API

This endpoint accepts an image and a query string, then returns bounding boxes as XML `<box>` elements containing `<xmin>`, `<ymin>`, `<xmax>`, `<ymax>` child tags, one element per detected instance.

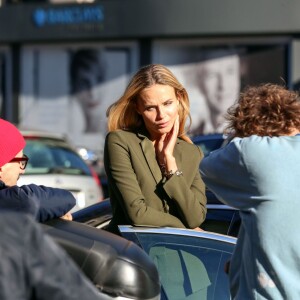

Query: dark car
<box><xmin>192</xmin><ymin>133</ymin><xmax>227</xmax><ymax>156</ymax></box>
<box><xmin>45</xmin><ymin>213</ymin><xmax>235</xmax><ymax>300</ymax></box>
<box><xmin>40</xmin><ymin>195</ymin><xmax>239</xmax><ymax>300</ymax></box>
<box><xmin>73</xmin><ymin>198</ymin><xmax>240</xmax><ymax>238</ymax></box>
<box><xmin>42</xmin><ymin>218</ymin><xmax>161</xmax><ymax>299</ymax></box>
<box><xmin>51</xmin><ymin>196</ymin><xmax>239</xmax><ymax>300</ymax></box>
<box><xmin>71</xmin><ymin>202</ymin><xmax>237</xmax><ymax>300</ymax></box>
<box><xmin>119</xmin><ymin>226</ymin><xmax>236</xmax><ymax>300</ymax></box>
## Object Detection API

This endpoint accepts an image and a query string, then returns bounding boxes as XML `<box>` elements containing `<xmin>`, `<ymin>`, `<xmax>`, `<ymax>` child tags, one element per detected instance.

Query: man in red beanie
<box><xmin>0</xmin><ymin>118</ymin><xmax>75</xmax><ymax>222</ymax></box>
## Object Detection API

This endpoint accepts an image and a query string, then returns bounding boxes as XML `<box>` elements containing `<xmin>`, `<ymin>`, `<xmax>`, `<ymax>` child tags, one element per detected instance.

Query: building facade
<box><xmin>0</xmin><ymin>0</ymin><xmax>300</xmax><ymax>152</ymax></box>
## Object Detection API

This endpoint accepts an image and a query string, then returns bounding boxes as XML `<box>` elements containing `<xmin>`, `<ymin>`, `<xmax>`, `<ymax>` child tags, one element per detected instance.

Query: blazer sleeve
<box><xmin>163</xmin><ymin>145</ymin><xmax>207</xmax><ymax>228</ymax></box>
<box><xmin>105</xmin><ymin>132</ymin><xmax>186</xmax><ymax>228</ymax></box>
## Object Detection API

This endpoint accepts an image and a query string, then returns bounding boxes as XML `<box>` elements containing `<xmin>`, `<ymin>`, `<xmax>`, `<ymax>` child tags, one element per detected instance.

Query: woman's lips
<box><xmin>157</xmin><ymin>121</ymin><xmax>169</xmax><ymax>128</ymax></box>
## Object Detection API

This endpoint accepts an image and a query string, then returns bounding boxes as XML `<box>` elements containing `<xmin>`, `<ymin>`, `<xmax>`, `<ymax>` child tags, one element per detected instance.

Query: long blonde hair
<box><xmin>106</xmin><ymin>64</ymin><xmax>192</xmax><ymax>143</ymax></box>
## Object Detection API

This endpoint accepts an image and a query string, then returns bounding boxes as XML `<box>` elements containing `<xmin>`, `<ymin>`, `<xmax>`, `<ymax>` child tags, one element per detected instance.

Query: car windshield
<box><xmin>24</xmin><ymin>138</ymin><xmax>92</xmax><ymax>176</ymax></box>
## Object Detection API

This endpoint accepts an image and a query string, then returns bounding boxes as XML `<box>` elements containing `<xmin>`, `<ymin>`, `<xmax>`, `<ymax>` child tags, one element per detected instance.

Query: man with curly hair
<box><xmin>200</xmin><ymin>83</ymin><xmax>300</xmax><ymax>300</ymax></box>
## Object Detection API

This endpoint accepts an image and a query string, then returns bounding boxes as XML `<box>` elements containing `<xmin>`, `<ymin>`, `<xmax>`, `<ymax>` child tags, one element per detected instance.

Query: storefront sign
<box><xmin>32</xmin><ymin>5</ymin><xmax>104</xmax><ymax>27</ymax></box>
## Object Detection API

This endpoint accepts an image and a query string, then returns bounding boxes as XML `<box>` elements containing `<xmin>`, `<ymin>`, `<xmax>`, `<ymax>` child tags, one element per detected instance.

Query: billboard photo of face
<box><xmin>19</xmin><ymin>43</ymin><xmax>138</xmax><ymax>153</ymax></box>
<box><xmin>153</xmin><ymin>40</ymin><xmax>287</xmax><ymax>136</ymax></box>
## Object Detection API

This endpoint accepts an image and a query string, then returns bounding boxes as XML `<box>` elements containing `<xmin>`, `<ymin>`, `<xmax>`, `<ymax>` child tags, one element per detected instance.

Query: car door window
<box><xmin>128</xmin><ymin>232</ymin><xmax>233</xmax><ymax>300</ymax></box>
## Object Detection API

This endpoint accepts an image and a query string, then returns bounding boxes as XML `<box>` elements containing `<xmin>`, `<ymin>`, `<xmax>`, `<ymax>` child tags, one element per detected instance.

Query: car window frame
<box><xmin>119</xmin><ymin>226</ymin><xmax>236</xmax><ymax>300</ymax></box>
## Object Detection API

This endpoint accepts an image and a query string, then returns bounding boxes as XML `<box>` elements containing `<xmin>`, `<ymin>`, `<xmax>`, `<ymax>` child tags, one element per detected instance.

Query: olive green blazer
<box><xmin>104</xmin><ymin>129</ymin><xmax>207</xmax><ymax>234</ymax></box>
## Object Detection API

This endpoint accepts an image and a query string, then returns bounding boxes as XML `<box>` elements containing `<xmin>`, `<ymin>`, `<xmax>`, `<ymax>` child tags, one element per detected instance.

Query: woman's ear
<box><xmin>135</xmin><ymin>100</ymin><xmax>142</xmax><ymax>115</ymax></box>
<box><xmin>176</xmin><ymin>90</ymin><xmax>182</xmax><ymax>102</ymax></box>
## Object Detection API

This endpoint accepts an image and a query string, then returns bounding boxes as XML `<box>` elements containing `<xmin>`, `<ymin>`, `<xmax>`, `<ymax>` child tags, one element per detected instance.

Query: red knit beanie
<box><xmin>0</xmin><ymin>119</ymin><xmax>26</xmax><ymax>167</ymax></box>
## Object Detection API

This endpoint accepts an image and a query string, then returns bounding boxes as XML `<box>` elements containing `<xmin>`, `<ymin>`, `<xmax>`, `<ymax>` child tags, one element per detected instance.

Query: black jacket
<box><xmin>0</xmin><ymin>181</ymin><xmax>75</xmax><ymax>222</ymax></box>
<box><xmin>0</xmin><ymin>212</ymin><xmax>103</xmax><ymax>300</ymax></box>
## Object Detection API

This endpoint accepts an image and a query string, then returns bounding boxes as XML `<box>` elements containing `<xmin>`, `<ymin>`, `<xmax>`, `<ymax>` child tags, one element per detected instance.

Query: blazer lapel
<box><xmin>173</xmin><ymin>139</ymin><xmax>183</xmax><ymax>171</ymax></box>
<box><xmin>140</xmin><ymin>138</ymin><xmax>162</xmax><ymax>183</ymax></box>
<box><xmin>138</xmin><ymin>129</ymin><xmax>183</xmax><ymax>183</ymax></box>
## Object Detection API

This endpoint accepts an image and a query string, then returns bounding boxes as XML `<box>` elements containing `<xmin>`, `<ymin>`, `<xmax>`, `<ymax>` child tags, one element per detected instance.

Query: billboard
<box><xmin>153</xmin><ymin>40</ymin><xmax>288</xmax><ymax>136</ymax></box>
<box><xmin>19</xmin><ymin>42</ymin><xmax>138</xmax><ymax>154</ymax></box>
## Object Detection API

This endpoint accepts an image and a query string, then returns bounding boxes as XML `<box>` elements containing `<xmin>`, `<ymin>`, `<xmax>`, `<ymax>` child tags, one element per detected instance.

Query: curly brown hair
<box><xmin>224</xmin><ymin>83</ymin><xmax>300</xmax><ymax>137</ymax></box>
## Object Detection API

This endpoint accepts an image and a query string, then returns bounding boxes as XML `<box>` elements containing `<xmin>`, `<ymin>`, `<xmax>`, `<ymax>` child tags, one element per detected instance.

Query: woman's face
<box><xmin>136</xmin><ymin>84</ymin><xmax>179</xmax><ymax>140</ymax></box>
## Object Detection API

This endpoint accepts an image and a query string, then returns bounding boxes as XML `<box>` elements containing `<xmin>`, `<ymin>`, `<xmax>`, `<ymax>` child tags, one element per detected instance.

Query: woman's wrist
<box><xmin>165</xmin><ymin>169</ymin><xmax>183</xmax><ymax>179</ymax></box>
<box><xmin>157</xmin><ymin>155</ymin><xmax>178</xmax><ymax>178</ymax></box>
<box><xmin>164</xmin><ymin>156</ymin><xmax>176</xmax><ymax>171</ymax></box>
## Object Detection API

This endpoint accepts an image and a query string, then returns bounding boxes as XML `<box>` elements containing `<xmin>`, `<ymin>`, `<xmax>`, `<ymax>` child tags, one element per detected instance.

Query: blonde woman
<box><xmin>104</xmin><ymin>64</ymin><xmax>207</xmax><ymax>235</ymax></box>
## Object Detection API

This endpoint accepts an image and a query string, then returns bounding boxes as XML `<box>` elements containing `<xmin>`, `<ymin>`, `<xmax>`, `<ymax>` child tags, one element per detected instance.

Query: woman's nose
<box><xmin>157</xmin><ymin>106</ymin><xmax>166</xmax><ymax>118</ymax></box>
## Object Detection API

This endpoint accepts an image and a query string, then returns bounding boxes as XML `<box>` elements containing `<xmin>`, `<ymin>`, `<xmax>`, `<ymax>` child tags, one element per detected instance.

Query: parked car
<box><xmin>192</xmin><ymin>133</ymin><xmax>227</xmax><ymax>156</ymax></box>
<box><xmin>73</xmin><ymin>198</ymin><xmax>241</xmax><ymax>237</ymax></box>
<box><xmin>73</xmin><ymin>200</ymin><xmax>238</xmax><ymax>298</ymax></box>
<box><xmin>119</xmin><ymin>226</ymin><xmax>236</xmax><ymax>300</ymax></box>
<box><xmin>76</xmin><ymin>146</ymin><xmax>109</xmax><ymax>198</ymax></box>
<box><xmin>18</xmin><ymin>130</ymin><xmax>104</xmax><ymax>212</ymax></box>
<box><xmin>42</xmin><ymin>218</ymin><xmax>161</xmax><ymax>299</ymax></box>
<box><xmin>43</xmin><ymin>216</ymin><xmax>236</xmax><ymax>300</ymax></box>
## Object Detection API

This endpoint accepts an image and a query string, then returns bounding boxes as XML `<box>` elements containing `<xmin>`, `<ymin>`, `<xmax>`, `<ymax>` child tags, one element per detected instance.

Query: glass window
<box><xmin>24</xmin><ymin>139</ymin><xmax>91</xmax><ymax>176</ymax></box>
<box><xmin>135</xmin><ymin>233</ymin><xmax>233</xmax><ymax>300</ymax></box>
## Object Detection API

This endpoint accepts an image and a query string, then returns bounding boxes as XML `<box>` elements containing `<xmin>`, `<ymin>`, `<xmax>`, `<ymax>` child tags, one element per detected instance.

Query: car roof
<box><xmin>20</xmin><ymin>130</ymin><xmax>77</xmax><ymax>150</ymax></box>
<box><xmin>192</xmin><ymin>133</ymin><xmax>225</xmax><ymax>143</ymax></box>
<box><xmin>72</xmin><ymin>198</ymin><xmax>238</xmax><ymax>222</ymax></box>
<box><xmin>72</xmin><ymin>199</ymin><xmax>241</xmax><ymax>237</ymax></box>
<box><xmin>20</xmin><ymin>129</ymin><xmax>68</xmax><ymax>142</ymax></box>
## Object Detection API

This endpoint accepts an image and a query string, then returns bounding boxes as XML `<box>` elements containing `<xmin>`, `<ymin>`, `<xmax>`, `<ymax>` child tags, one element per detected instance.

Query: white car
<box><xmin>18</xmin><ymin>131</ymin><xmax>104</xmax><ymax>212</ymax></box>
